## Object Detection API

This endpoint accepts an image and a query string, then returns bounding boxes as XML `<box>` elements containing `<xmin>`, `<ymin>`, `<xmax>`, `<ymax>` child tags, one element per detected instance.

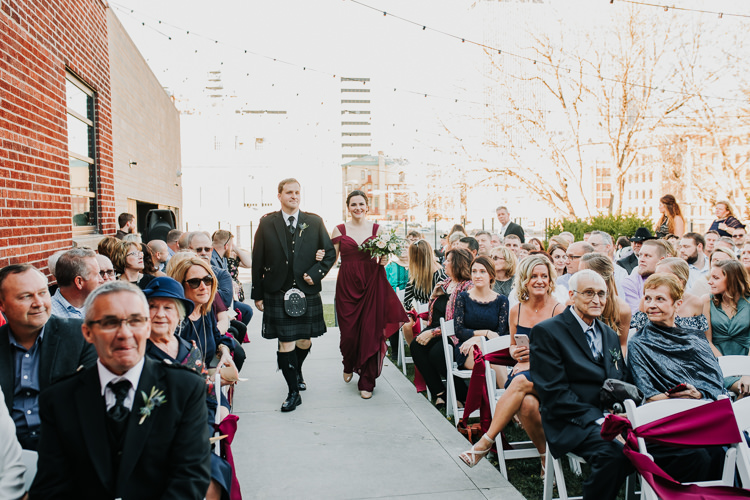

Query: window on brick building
<box><xmin>66</xmin><ymin>73</ymin><xmax>97</xmax><ymax>232</ymax></box>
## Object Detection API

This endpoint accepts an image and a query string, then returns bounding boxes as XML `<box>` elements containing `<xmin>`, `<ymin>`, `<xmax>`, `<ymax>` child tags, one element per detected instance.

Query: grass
<box><xmin>323</xmin><ymin>304</ymin><xmax>336</xmax><ymax>327</ymax></box>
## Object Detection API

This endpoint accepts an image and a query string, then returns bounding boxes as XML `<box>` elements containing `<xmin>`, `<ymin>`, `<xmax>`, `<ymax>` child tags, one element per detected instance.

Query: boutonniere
<box><xmin>139</xmin><ymin>386</ymin><xmax>167</xmax><ymax>425</ymax></box>
<box><xmin>298</xmin><ymin>223</ymin><xmax>309</xmax><ymax>236</ymax></box>
<box><xmin>609</xmin><ymin>348</ymin><xmax>622</xmax><ymax>370</ymax></box>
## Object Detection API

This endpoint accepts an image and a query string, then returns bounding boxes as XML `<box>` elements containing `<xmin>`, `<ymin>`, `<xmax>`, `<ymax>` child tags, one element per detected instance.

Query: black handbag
<box><xmin>283</xmin><ymin>288</ymin><xmax>307</xmax><ymax>317</ymax></box>
<box><xmin>600</xmin><ymin>378</ymin><xmax>644</xmax><ymax>414</ymax></box>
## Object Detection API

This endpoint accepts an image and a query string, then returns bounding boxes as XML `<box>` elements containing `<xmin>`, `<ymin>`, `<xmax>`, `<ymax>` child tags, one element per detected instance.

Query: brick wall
<box><xmin>0</xmin><ymin>0</ymin><xmax>113</xmax><ymax>272</ymax></box>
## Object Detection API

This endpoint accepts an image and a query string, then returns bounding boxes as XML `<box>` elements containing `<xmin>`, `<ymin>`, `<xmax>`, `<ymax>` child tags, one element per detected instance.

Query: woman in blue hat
<box><xmin>142</xmin><ymin>277</ymin><xmax>233</xmax><ymax>500</ymax></box>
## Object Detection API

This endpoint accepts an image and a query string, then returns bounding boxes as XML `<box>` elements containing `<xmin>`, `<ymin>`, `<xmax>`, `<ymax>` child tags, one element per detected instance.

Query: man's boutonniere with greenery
<box><xmin>609</xmin><ymin>348</ymin><xmax>622</xmax><ymax>371</ymax></box>
<box><xmin>139</xmin><ymin>386</ymin><xmax>167</xmax><ymax>425</ymax></box>
<box><xmin>299</xmin><ymin>222</ymin><xmax>309</xmax><ymax>237</ymax></box>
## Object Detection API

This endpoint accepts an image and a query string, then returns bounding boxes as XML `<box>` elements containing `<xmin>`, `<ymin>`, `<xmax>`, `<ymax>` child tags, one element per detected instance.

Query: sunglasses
<box><xmin>192</xmin><ymin>247</ymin><xmax>212</xmax><ymax>254</ymax></box>
<box><xmin>184</xmin><ymin>275</ymin><xmax>214</xmax><ymax>289</ymax></box>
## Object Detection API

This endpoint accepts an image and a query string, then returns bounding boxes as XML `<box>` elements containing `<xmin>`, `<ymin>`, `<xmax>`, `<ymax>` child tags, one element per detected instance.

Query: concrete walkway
<box><xmin>229</xmin><ymin>291</ymin><xmax>525</xmax><ymax>499</ymax></box>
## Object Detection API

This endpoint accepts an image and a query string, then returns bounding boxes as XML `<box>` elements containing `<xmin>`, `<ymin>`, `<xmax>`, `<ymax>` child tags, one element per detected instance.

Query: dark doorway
<box><xmin>136</xmin><ymin>201</ymin><xmax>158</xmax><ymax>236</ymax></box>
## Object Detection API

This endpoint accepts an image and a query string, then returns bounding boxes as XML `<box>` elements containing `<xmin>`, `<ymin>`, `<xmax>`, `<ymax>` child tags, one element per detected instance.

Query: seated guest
<box><xmin>95</xmin><ymin>254</ymin><xmax>117</xmax><ymax>283</ymax></box>
<box><xmin>621</xmin><ymin>239</ymin><xmax>669</xmax><ymax>314</ymax></box>
<box><xmin>528</xmin><ymin>237</ymin><xmax>544</xmax><ymax>252</ymax></box>
<box><xmin>704</xmin><ymin>259</ymin><xmax>750</xmax><ymax>393</ymax></box>
<box><xmin>631</xmin><ymin>257</ymin><xmax>707</xmax><ymax>332</ymax></box>
<box><xmin>459</xmin><ymin>255</ymin><xmax>559</xmax><ymax>471</ymax></box>
<box><xmin>490</xmin><ymin>246</ymin><xmax>516</xmax><ymax>297</ymax></box>
<box><xmin>410</xmin><ymin>248</ymin><xmax>473</xmax><ymax>409</ymax></box>
<box><xmin>615</xmin><ymin>235</ymin><xmax>631</xmax><ymax>261</ymax></box>
<box><xmin>30</xmin><ymin>282</ymin><xmax>211</xmax><ymax>499</ymax></box>
<box><xmin>169</xmin><ymin>257</ymin><xmax>236</xmax><ymax>374</ymax></box>
<box><xmin>704</xmin><ymin>229</ymin><xmax>720</xmax><ymax>254</ymax></box>
<box><xmin>710</xmin><ymin>247</ymin><xmax>736</xmax><ymax>265</ymax></box>
<box><xmin>0</xmin><ymin>385</ymin><xmax>25</xmax><ymax>500</ymax></box>
<box><xmin>142</xmin><ymin>245</ymin><xmax>166</xmax><ymax>279</ymax></box>
<box><xmin>518</xmin><ymin>243</ymin><xmax>535</xmax><ymax>261</ymax></box>
<box><xmin>556</xmin><ymin>241</ymin><xmax>594</xmax><ymax>290</ymax></box>
<box><xmin>742</xmin><ymin>242</ymin><xmax>750</xmax><ymax>276</ymax></box>
<box><xmin>406</xmin><ymin>230</ymin><xmax>422</xmax><ymax>244</ymax></box>
<box><xmin>142</xmin><ymin>278</ymin><xmax>232</xmax><ymax>500</ymax></box>
<box><xmin>548</xmin><ymin>241</ymin><xmax>568</xmax><ymax>280</ymax></box>
<box><xmin>448</xmin><ymin>231</ymin><xmax>467</xmax><ymax>251</ymax></box>
<box><xmin>147</xmin><ymin>239</ymin><xmax>170</xmax><ymax>273</ymax></box>
<box><xmin>97</xmin><ymin>236</ymin><xmax>121</xmax><ymax>263</ymax></box>
<box><xmin>715</xmin><ymin>237</ymin><xmax>736</xmax><ymax>255</ymax></box>
<box><xmin>454</xmin><ymin>256</ymin><xmax>509</xmax><ymax>372</ymax></box>
<box><xmin>557</xmin><ymin>231</ymin><xmax>575</xmax><ymax>245</ymax></box>
<box><xmin>112</xmin><ymin>241</ymin><xmax>155</xmax><ymax>289</ymax></box>
<box><xmin>490</xmin><ymin>233</ymin><xmax>503</xmax><ymax>249</ymax></box>
<box><xmin>629</xmin><ymin>273</ymin><xmax>724</xmax><ymax>401</ymax></box>
<box><xmin>166</xmin><ymin>229</ymin><xmax>183</xmax><ymax>256</ymax></box>
<box><xmin>579</xmin><ymin>254</ymin><xmax>631</xmax><ymax>354</ymax></box>
<box><xmin>474</xmin><ymin>231</ymin><xmax>493</xmax><ymax>256</ymax></box>
<box><xmin>504</xmin><ymin>234</ymin><xmax>522</xmax><ymax>257</ymax></box>
<box><xmin>617</xmin><ymin>227</ymin><xmax>654</xmax><ymax>274</ymax></box>
<box><xmin>531</xmin><ymin>270</ymin><xmax>632</xmax><ymax>498</ymax></box>
<box><xmin>0</xmin><ymin>264</ymin><xmax>97</xmax><ymax>450</ymax></box>
<box><xmin>50</xmin><ymin>248</ymin><xmax>104</xmax><ymax>319</ymax></box>
<box><xmin>457</xmin><ymin>236</ymin><xmax>479</xmax><ymax>258</ymax></box>
<box><xmin>187</xmin><ymin>232</ymin><xmax>235</xmax><ymax>312</ymax></box>
<box><xmin>211</xmin><ymin>230</ymin><xmax>254</xmax><ymax>326</ymax></box>
<box><xmin>385</xmin><ymin>244</ymin><xmax>409</xmax><ymax>293</ymax></box>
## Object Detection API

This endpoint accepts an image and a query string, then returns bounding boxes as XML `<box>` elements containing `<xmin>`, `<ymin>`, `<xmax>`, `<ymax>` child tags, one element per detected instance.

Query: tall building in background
<box><xmin>340</xmin><ymin>77</ymin><xmax>372</xmax><ymax>160</ymax></box>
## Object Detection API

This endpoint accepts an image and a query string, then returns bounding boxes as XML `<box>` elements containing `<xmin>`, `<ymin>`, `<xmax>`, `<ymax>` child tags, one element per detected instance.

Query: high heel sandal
<box><xmin>343</xmin><ymin>372</ymin><xmax>353</xmax><ymax>383</ymax></box>
<box><xmin>458</xmin><ymin>433</ymin><xmax>495</xmax><ymax>468</ymax></box>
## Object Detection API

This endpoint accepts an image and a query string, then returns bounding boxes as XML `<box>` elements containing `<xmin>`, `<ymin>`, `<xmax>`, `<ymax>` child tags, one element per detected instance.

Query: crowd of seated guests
<box><xmin>0</xmin><ymin>222</ymin><xmax>253</xmax><ymax>499</ymax></box>
<box><xmin>395</xmin><ymin>204</ymin><xmax>750</xmax><ymax>495</ymax></box>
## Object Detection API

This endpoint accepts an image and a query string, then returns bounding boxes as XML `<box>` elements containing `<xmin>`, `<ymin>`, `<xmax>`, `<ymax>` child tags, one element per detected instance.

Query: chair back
<box><xmin>719</xmin><ymin>355</ymin><xmax>750</xmax><ymax>378</ymax></box>
<box><xmin>415</xmin><ymin>301</ymin><xmax>429</xmax><ymax>315</ymax></box>
<box><xmin>22</xmin><ymin>449</ymin><xmax>37</xmax><ymax>491</ymax></box>
<box><xmin>481</xmin><ymin>335</ymin><xmax>510</xmax><ymax>355</ymax></box>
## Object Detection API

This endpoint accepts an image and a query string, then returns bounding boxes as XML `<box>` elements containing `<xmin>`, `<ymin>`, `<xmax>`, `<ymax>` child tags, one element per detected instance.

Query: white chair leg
<box><xmin>553</xmin><ymin>455</ymin><xmax>569</xmax><ymax>500</ymax></box>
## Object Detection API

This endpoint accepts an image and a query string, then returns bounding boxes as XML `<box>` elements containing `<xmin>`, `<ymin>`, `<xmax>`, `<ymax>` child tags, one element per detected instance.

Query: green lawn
<box><xmin>323</xmin><ymin>304</ymin><xmax>336</xmax><ymax>327</ymax></box>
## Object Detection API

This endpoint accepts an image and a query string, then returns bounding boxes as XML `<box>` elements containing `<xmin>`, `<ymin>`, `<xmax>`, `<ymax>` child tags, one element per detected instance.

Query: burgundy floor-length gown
<box><xmin>333</xmin><ymin>223</ymin><xmax>408</xmax><ymax>391</ymax></box>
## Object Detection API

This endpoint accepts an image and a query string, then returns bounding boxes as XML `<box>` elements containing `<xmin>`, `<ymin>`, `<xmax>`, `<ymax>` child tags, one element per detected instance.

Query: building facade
<box><xmin>0</xmin><ymin>1</ymin><xmax>181</xmax><ymax>272</ymax></box>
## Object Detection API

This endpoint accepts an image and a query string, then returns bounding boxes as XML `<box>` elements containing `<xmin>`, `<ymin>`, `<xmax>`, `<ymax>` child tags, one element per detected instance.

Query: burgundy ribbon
<box><xmin>406</xmin><ymin>309</ymin><xmax>430</xmax><ymax>392</ymax></box>
<box><xmin>214</xmin><ymin>414</ymin><xmax>242</xmax><ymax>500</ymax></box>
<box><xmin>601</xmin><ymin>398</ymin><xmax>750</xmax><ymax>499</ymax></box>
<box><xmin>460</xmin><ymin>344</ymin><xmax>517</xmax><ymax>449</ymax></box>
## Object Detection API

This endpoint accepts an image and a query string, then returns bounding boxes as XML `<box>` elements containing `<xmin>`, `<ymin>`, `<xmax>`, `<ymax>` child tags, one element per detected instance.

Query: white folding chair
<box><xmin>214</xmin><ymin>370</ymin><xmax>222</xmax><ymax>456</ymax></box>
<box><xmin>732</xmin><ymin>397</ymin><xmax>750</xmax><ymax>489</ymax></box>
<box><xmin>719</xmin><ymin>355</ymin><xmax>750</xmax><ymax>398</ymax></box>
<box><xmin>624</xmin><ymin>398</ymin><xmax>737</xmax><ymax>500</ymax></box>
<box><xmin>439</xmin><ymin>318</ymin><xmax>478</xmax><ymax>424</ymax></box>
<box><xmin>480</xmin><ymin>335</ymin><xmax>540</xmax><ymax>479</ymax></box>
<box><xmin>542</xmin><ymin>445</ymin><xmax>586</xmax><ymax>500</ymax></box>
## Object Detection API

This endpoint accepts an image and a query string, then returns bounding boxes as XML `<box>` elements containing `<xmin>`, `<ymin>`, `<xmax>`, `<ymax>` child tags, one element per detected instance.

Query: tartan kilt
<box><xmin>261</xmin><ymin>290</ymin><xmax>326</xmax><ymax>341</ymax></box>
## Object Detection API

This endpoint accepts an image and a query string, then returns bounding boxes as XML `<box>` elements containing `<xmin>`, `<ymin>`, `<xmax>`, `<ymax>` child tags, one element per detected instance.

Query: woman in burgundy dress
<box><xmin>331</xmin><ymin>190</ymin><xmax>408</xmax><ymax>399</ymax></box>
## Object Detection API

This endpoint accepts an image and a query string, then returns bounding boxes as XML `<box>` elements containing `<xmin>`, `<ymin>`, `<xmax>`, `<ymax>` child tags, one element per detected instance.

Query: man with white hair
<box><xmin>588</xmin><ymin>231</ymin><xmax>628</xmax><ymax>293</ymax></box>
<box><xmin>531</xmin><ymin>269</ymin><xmax>630</xmax><ymax>498</ymax></box>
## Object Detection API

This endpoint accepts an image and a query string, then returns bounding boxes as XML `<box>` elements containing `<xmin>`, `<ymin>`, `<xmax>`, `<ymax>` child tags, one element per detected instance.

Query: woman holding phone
<box><xmin>459</xmin><ymin>255</ymin><xmax>562</xmax><ymax>476</ymax></box>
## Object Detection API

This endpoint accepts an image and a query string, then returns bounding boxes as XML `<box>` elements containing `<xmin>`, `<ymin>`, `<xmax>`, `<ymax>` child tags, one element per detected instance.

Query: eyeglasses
<box><xmin>192</xmin><ymin>247</ymin><xmax>212</xmax><ymax>254</ymax></box>
<box><xmin>573</xmin><ymin>289</ymin><xmax>607</xmax><ymax>300</ymax></box>
<box><xmin>184</xmin><ymin>275</ymin><xmax>214</xmax><ymax>289</ymax></box>
<box><xmin>99</xmin><ymin>270</ymin><xmax>116</xmax><ymax>278</ymax></box>
<box><xmin>88</xmin><ymin>315</ymin><xmax>148</xmax><ymax>332</ymax></box>
<box><xmin>733</xmin><ymin>234</ymin><xmax>746</xmax><ymax>239</ymax></box>
<box><xmin>126</xmin><ymin>251</ymin><xmax>143</xmax><ymax>257</ymax></box>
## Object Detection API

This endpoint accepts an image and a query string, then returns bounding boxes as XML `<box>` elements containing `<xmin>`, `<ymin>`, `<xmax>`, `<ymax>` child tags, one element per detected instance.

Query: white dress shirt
<box><xmin>97</xmin><ymin>357</ymin><xmax>145</xmax><ymax>412</ymax></box>
<box><xmin>281</xmin><ymin>209</ymin><xmax>300</xmax><ymax>231</ymax></box>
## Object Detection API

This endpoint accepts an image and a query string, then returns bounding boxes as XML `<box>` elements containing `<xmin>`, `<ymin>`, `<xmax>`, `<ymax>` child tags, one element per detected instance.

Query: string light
<box><xmin>109</xmin><ymin>1</ymin><xmax>750</xmax><ymax>117</ymax></box>
<box><xmin>616</xmin><ymin>0</ymin><xmax>750</xmax><ymax>19</ymax></box>
<box><xmin>350</xmin><ymin>0</ymin><xmax>747</xmax><ymax>103</ymax></box>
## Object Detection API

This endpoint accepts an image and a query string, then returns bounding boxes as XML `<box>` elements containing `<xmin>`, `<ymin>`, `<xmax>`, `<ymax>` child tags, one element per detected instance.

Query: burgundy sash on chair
<box><xmin>214</xmin><ymin>414</ymin><xmax>243</xmax><ymax>500</ymax></box>
<box><xmin>407</xmin><ymin>309</ymin><xmax>429</xmax><ymax>393</ymax></box>
<box><xmin>460</xmin><ymin>344</ymin><xmax>517</xmax><ymax>449</ymax></box>
<box><xmin>601</xmin><ymin>398</ymin><xmax>750</xmax><ymax>499</ymax></box>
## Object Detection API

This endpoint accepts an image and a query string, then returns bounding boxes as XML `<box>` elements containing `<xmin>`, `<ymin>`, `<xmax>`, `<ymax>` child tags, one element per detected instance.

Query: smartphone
<box><xmin>667</xmin><ymin>383</ymin><xmax>688</xmax><ymax>394</ymax></box>
<box><xmin>514</xmin><ymin>334</ymin><xmax>529</xmax><ymax>348</ymax></box>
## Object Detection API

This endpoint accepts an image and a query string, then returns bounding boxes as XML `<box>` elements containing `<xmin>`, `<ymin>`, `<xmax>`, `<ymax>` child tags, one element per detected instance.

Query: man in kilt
<box><xmin>251</xmin><ymin>178</ymin><xmax>336</xmax><ymax>412</ymax></box>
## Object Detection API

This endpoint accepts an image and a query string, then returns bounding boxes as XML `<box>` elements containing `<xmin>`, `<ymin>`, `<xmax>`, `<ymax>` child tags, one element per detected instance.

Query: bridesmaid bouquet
<box><xmin>359</xmin><ymin>229</ymin><xmax>405</xmax><ymax>259</ymax></box>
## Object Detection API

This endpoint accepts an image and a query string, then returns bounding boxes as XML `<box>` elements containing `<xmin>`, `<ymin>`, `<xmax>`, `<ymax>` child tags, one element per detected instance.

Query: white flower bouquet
<box><xmin>358</xmin><ymin>229</ymin><xmax>405</xmax><ymax>259</ymax></box>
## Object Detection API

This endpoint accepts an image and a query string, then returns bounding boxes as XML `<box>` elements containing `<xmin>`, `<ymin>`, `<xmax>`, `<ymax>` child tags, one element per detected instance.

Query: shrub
<box><xmin>546</xmin><ymin>214</ymin><xmax>654</xmax><ymax>242</ymax></box>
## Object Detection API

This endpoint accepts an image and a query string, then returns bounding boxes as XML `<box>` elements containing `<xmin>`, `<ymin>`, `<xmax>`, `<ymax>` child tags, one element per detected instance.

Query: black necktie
<box><xmin>107</xmin><ymin>380</ymin><xmax>131</xmax><ymax>424</ymax></box>
<box><xmin>288</xmin><ymin>215</ymin><xmax>295</xmax><ymax>234</ymax></box>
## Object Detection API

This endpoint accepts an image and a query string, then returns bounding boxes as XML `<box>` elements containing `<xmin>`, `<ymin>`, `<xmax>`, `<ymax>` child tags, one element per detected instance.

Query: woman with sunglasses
<box><xmin>111</xmin><ymin>241</ymin><xmax>155</xmax><ymax>290</ymax></box>
<box><xmin>169</xmin><ymin>257</ymin><xmax>235</xmax><ymax>377</ymax></box>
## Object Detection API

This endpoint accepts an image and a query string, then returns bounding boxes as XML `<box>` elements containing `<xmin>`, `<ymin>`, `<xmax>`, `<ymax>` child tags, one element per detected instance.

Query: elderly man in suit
<box><xmin>252</xmin><ymin>178</ymin><xmax>336</xmax><ymax>412</ymax></box>
<box><xmin>0</xmin><ymin>264</ymin><xmax>97</xmax><ymax>451</ymax></box>
<box><xmin>530</xmin><ymin>270</ymin><xmax>632</xmax><ymax>498</ymax></box>
<box><xmin>30</xmin><ymin>281</ymin><xmax>211</xmax><ymax>499</ymax></box>
<box><xmin>495</xmin><ymin>205</ymin><xmax>525</xmax><ymax>243</ymax></box>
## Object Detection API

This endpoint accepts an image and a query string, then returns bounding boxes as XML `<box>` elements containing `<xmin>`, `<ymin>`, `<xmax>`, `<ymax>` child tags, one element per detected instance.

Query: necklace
<box><xmin>189</xmin><ymin>315</ymin><xmax>208</xmax><ymax>360</ymax></box>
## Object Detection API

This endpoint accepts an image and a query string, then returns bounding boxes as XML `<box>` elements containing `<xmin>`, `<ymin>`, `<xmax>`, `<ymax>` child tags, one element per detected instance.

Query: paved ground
<box><xmin>230</xmin><ymin>273</ymin><xmax>525</xmax><ymax>499</ymax></box>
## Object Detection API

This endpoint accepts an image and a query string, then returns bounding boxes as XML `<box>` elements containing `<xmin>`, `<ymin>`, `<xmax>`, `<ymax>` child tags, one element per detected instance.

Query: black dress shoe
<box><xmin>298</xmin><ymin>374</ymin><xmax>307</xmax><ymax>391</ymax></box>
<box><xmin>281</xmin><ymin>391</ymin><xmax>301</xmax><ymax>412</ymax></box>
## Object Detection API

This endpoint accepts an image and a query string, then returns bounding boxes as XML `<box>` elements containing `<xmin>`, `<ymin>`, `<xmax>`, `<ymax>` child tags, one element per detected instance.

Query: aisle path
<box><xmin>229</xmin><ymin>279</ymin><xmax>525</xmax><ymax>499</ymax></box>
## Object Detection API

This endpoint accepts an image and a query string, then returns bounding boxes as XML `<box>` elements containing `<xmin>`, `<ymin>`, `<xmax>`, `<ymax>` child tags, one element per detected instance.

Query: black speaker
<box><xmin>143</xmin><ymin>209</ymin><xmax>176</xmax><ymax>243</ymax></box>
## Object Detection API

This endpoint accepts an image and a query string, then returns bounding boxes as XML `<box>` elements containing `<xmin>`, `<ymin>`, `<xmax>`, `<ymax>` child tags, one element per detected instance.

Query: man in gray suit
<box><xmin>0</xmin><ymin>264</ymin><xmax>97</xmax><ymax>450</ymax></box>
